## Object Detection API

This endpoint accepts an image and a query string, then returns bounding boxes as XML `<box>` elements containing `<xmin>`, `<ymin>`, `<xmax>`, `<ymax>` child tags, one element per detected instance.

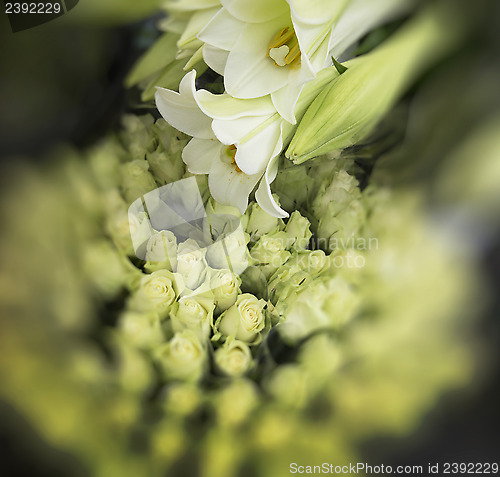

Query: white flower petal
<box><xmin>223</xmin><ymin>17</ymin><xmax>292</xmax><ymax>98</ymax></box>
<box><xmin>234</xmin><ymin>116</ymin><xmax>283</xmax><ymax>175</ymax></box>
<box><xmin>208</xmin><ymin>157</ymin><xmax>263</xmax><ymax>214</ymax></box>
<box><xmin>202</xmin><ymin>44</ymin><xmax>229</xmax><ymax>75</ymax></box>
<box><xmin>198</xmin><ymin>8</ymin><xmax>245</xmax><ymax>51</ymax></box>
<box><xmin>255</xmin><ymin>157</ymin><xmax>289</xmax><ymax>218</ymax></box>
<box><xmin>288</xmin><ymin>0</ymin><xmax>349</xmax><ymax>26</ymax></box>
<box><xmin>329</xmin><ymin>0</ymin><xmax>412</xmax><ymax>58</ymax></box>
<box><xmin>221</xmin><ymin>0</ymin><xmax>288</xmax><ymax>23</ymax></box>
<box><xmin>178</xmin><ymin>7</ymin><xmax>220</xmax><ymax>50</ymax></box>
<box><xmin>155</xmin><ymin>72</ymin><xmax>213</xmax><ymax>139</ymax></box>
<box><xmin>182</xmin><ymin>138</ymin><xmax>222</xmax><ymax>174</ymax></box>
<box><xmin>271</xmin><ymin>83</ymin><xmax>304</xmax><ymax>124</ymax></box>
<box><xmin>196</xmin><ymin>90</ymin><xmax>276</xmax><ymax>119</ymax></box>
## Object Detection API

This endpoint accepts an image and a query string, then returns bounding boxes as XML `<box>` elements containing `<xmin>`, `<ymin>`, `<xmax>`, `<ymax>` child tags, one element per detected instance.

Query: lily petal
<box><xmin>255</xmin><ymin>156</ymin><xmax>289</xmax><ymax>218</ymax></box>
<box><xmin>329</xmin><ymin>0</ymin><xmax>413</xmax><ymax>58</ymax></box>
<box><xmin>155</xmin><ymin>71</ymin><xmax>213</xmax><ymax>139</ymax></box>
<box><xmin>198</xmin><ymin>7</ymin><xmax>245</xmax><ymax>51</ymax></box>
<box><xmin>202</xmin><ymin>44</ymin><xmax>229</xmax><ymax>75</ymax></box>
<box><xmin>196</xmin><ymin>90</ymin><xmax>276</xmax><ymax>120</ymax></box>
<box><xmin>221</xmin><ymin>0</ymin><xmax>288</xmax><ymax>23</ymax></box>
<box><xmin>223</xmin><ymin>16</ymin><xmax>293</xmax><ymax>98</ymax></box>
<box><xmin>182</xmin><ymin>137</ymin><xmax>222</xmax><ymax>174</ymax></box>
<box><xmin>271</xmin><ymin>83</ymin><xmax>304</xmax><ymax>124</ymax></box>
<box><xmin>208</xmin><ymin>154</ymin><xmax>263</xmax><ymax>214</ymax></box>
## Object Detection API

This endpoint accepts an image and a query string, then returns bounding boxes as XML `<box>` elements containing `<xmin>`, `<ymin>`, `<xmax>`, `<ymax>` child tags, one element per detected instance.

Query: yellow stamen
<box><xmin>225</xmin><ymin>144</ymin><xmax>242</xmax><ymax>173</ymax></box>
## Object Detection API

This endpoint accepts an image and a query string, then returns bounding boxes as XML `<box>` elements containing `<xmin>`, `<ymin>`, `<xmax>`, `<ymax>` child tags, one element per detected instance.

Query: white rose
<box><xmin>217</xmin><ymin>294</ymin><xmax>266</xmax><ymax>344</ymax></box>
<box><xmin>210</xmin><ymin>269</ymin><xmax>241</xmax><ymax>312</ymax></box>
<box><xmin>214</xmin><ymin>339</ymin><xmax>253</xmax><ymax>377</ymax></box>
<box><xmin>145</xmin><ymin>230</ymin><xmax>178</xmax><ymax>272</ymax></box>
<box><xmin>156</xmin><ymin>330</ymin><xmax>207</xmax><ymax>382</ymax></box>
<box><xmin>170</xmin><ymin>294</ymin><xmax>215</xmax><ymax>338</ymax></box>
<box><xmin>129</xmin><ymin>270</ymin><xmax>182</xmax><ymax>319</ymax></box>
<box><xmin>206</xmin><ymin>226</ymin><xmax>249</xmax><ymax>275</ymax></box>
<box><xmin>118</xmin><ymin>310</ymin><xmax>164</xmax><ymax>350</ymax></box>
<box><xmin>176</xmin><ymin>239</ymin><xmax>207</xmax><ymax>290</ymax></box>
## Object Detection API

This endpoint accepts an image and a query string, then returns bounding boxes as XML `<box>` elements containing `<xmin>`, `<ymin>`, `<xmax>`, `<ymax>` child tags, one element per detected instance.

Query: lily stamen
<box><xmin>267</xmin><ymin>27</ymin><xmax>301</xmax><ymax>68</ymax></box>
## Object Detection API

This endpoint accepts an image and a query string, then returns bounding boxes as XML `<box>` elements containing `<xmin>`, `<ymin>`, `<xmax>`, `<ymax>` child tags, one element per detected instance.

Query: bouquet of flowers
<box><xmin>1</xmin><ymin>0</ymin><xmax>497</xmax><ymax>476</ymax></box>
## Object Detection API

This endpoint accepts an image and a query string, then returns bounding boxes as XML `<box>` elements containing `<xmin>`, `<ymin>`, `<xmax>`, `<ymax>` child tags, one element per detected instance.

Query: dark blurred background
<box><xmin>0</xmin><ymin>0</ymin><xmax>499</xmax><ymax>474</ymax></box>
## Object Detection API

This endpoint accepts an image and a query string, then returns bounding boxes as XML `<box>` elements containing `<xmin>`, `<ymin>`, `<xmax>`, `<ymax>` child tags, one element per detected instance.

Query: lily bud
<box><xmin>286</xmin><ymin>4</ymin><xmax>464</xmax><ymax>163</ymax></box>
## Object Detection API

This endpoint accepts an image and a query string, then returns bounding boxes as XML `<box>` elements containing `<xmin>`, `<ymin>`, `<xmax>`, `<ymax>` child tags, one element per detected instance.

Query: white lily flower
<box><xmin>198</xmin><ymin>0</ymin><xmax>413</xmax><ymax>123</ymax></box>
<box><xmin>155</xmin><ymin>71</ymin><xmax>288</xmax><ymax>218</ymax></box>
<box><xmin>161</xmin><ymin>0</ymin><xmax>222</xmax><ymax>67</ymax></box>
<box><xmin>198</xmin><ymin>0</ymin><xmax>351</xmax><ymax>123</ymax></box>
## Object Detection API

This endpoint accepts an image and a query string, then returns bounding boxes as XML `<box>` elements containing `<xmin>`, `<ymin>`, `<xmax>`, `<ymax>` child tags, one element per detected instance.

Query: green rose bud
<box><xmin>121</xmin><ymin>159</ymin><xmax>158</xmax><ymax>203</ymax></box>
<box><xmin>118</xmin><ymin>310</ymin><xmax>164</xmax><ymax>350</ymax></box>
<box><xmin>127</xmin><ymin>208</ymin><xmax>155</xmax><ymax>260</ymax></box>
<box><xmin>216</xmin><ymin>293</ymin><xmax>266</xmax><ymax>344</ymax></box>
<box><xmin>317</xmin><ymin>199</ymin><xmax>366</xmax><ymax>251</ymax></box>
<box><xmin>284</xmin><ymin>211</ymin><xmax>312</xmax><ymax>251</ymax></box>
<box><xmin>214</xmin><ymin>338</ymin><xmax>253</xmax><ymax>377</ymax></box>
<box><xmin>210</xmin><ymin>269</ymin><xmax>241</xmax><ymax>312</ymax></box>
<box><xmin>312</xmin><ymin>169</ymin><xmax>360</xmax><ymax>219</ymax></box>
<box><xmin>250</xmin><ymin>231</ymin><xmax>292</xmax><ymax>277</ymax></box>
<box><xmin>245</xmin><ymin>201</ymin><xmax>280</xmax><ymax>240</ymax></box>
<box><xmin>155</xmin><ymin>330</ymin><xmax>207</xmax><ymax>382</ymax></box>
<box><xmin>277</xmin><ymin>275</ymin><xmax>360</xmax><ymax>343</ymax></box>
<box><xmin>170</xmin><ymin>293</ymin><xmax>215</xmax><ymax>339</ymax></box>
<box><xmin>176</xmin><ymin>238</ymin><xmax>208</xmax><ymax>290</ymax></box>
<box><xmin>120</xmin><ymin>114</ymin><xmax>154</xmax><ymax>161</ymax></box>
<box><xmin>129</xmin><ymin>270</ymin><xmax>183</xmax><ymax>319</ymax></box>
<box><xmin>163</xmin><ymin>383</ymin><xmax>201</xmax><ymax>417</ymax></box>
<box><xmin>144</xmin><ymin>230</ymin><xmax>178</xmax><ymax>272</ymax></box>
<box><xmin>114</xmin><ymin>337</ymin><xmax>154</xmax><ymax>393</ymax></box>
<box><xmin>146</xmin><ymin>148</ymin><xmax>185</xmax><ymax>186</ymax></box>
<box><xmin>214</xmin><ymin>379</ymin><xmax>259</xmax><ymax>428</ymax></box>
<box><xmin>206</xmin><ymin>226</ymin><xmax>249</xmax><ymax>275</ymax></box>
<box><xmin>83</xmin><ymin>240</ymin><xmax>138</xmax><ymax>298</ymax></box>
<box><xmin>264</xmin><ymin>364</ymin><xmax>310</xmax><ymax>409</ymax></box>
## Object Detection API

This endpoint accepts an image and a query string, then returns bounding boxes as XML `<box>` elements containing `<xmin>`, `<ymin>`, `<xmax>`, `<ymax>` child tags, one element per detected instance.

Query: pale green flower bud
<box><xmin>287</xmin><ymin>5</ymin><xmax>462</xmax><ymax>163</ymax></box>
<box><xmin>205</xmin><ymin>226</ymin><xmax>249</xmax><ymax>275</ymax></box>
<box><xmin>170</xmin><ymin>293</ymin><xmax>215</xmax><ymax>339</ymax></box>
<box><xmin>264</xmin><ymin>364</ymin><xmax>310</xmax><ymax>409</ymax></box>
<box><xmin>214</xmin><ymin>379</ymin><xmax>259</xmax><ymax>428</ymax></box>
<box><xmin>121</xmin><ymin>159</ymin><xmax>158</xmax><ymax>203</ymax></box>
<box><xmin>239</xmin><ymin>266</ymin><xmax>268</xmax><ymax>300</ymax></box>
<box><xmin>284</xmin><ymin>211</ymin><xmax>312</xmax><ymax>251</ymax></box>
<box><xmin>292</xmin><ymin>250</ymin><xmax>329</xmax><ymax>275</ymax></box>
<box><xmin>215</xmin><ymin>294</ymin><xmax>266</xmax><ymax>344</ymax></box>
<box><xmin>83</xmin><ymin>240</ymin><xmax>136</xmax><ymax>298</ymax></box>
<box><xmin>277</xmin><ymin>275</ymin><xmax>360</xmax><ymax>343</ymax></box>
<box><xmin>210</xmin><ymin>269</ymin><xmax>241</xmax><ymax>312</ymax></box>
<box><xmin>118</xmin><ymin>310</ymin><xmax>164</xmax><ymax>350</ymax></box>
<box><xmin>127</xmin><ymin>208</ymin><xmax>155</xmax><ymax>260</ymax></box>
<box><xmin>298</xmin><ymin>334</ymin><xmax>341</xmax><ymax>384</ymax></box>
<box><xmin>155</xmin><ymin>330</ymin><xmax>207</xmax><ymax>382</ymax></box>
<box><xmin>245</xmin><ymin>201</ymin><xmax>280</xmax><ymax>239</ymax></box>
<box><xmin>146</xmin><ymin>148</ymin><xmax>185</xmax><ymax>186</ymax></box>
<box><xmin>120</xmin><ymin>114</ymin><xmax>154</xmax><ymax>161</ymax></box>
<box><xmin>312</xmin><ymin>169</ymin><xmax>360</xmax><ymax>219</ymax></box>
<box><xmin>129</xmin><ymin>270</ymin><xmax>183</xmax><ymax>319</ymax></box>
<box><xmin>144</xmin><ymin>230</ymin><xmax>178</xmax><ymax>272</ymax></box>
<box><xmin>317</xmin><ymin>199</ymin><xmax>366</xmax><ymax>251</ymax></box>
<box><xmin>214</xmin><ymin>338</ymin><xmax>253</xmax><ymax>378</ymax></box>
<box><xmin>114</xmin><ymin>338</ymin><xmax>154</xmax><ymax>393</ymax></box>
<box><xmin>176</xmin><ymin>238</ymin><xmax>207</xmax><ymax>290</ymax></box>
<box><xmin>250</xmin><ymin>231</ymin><xmax>292</xmax><ymax>277</ymax></box>
<box><xmin>163</xmin><ymin>383</ymin><xmax>201</xmax><ymax>417</ymax></box>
